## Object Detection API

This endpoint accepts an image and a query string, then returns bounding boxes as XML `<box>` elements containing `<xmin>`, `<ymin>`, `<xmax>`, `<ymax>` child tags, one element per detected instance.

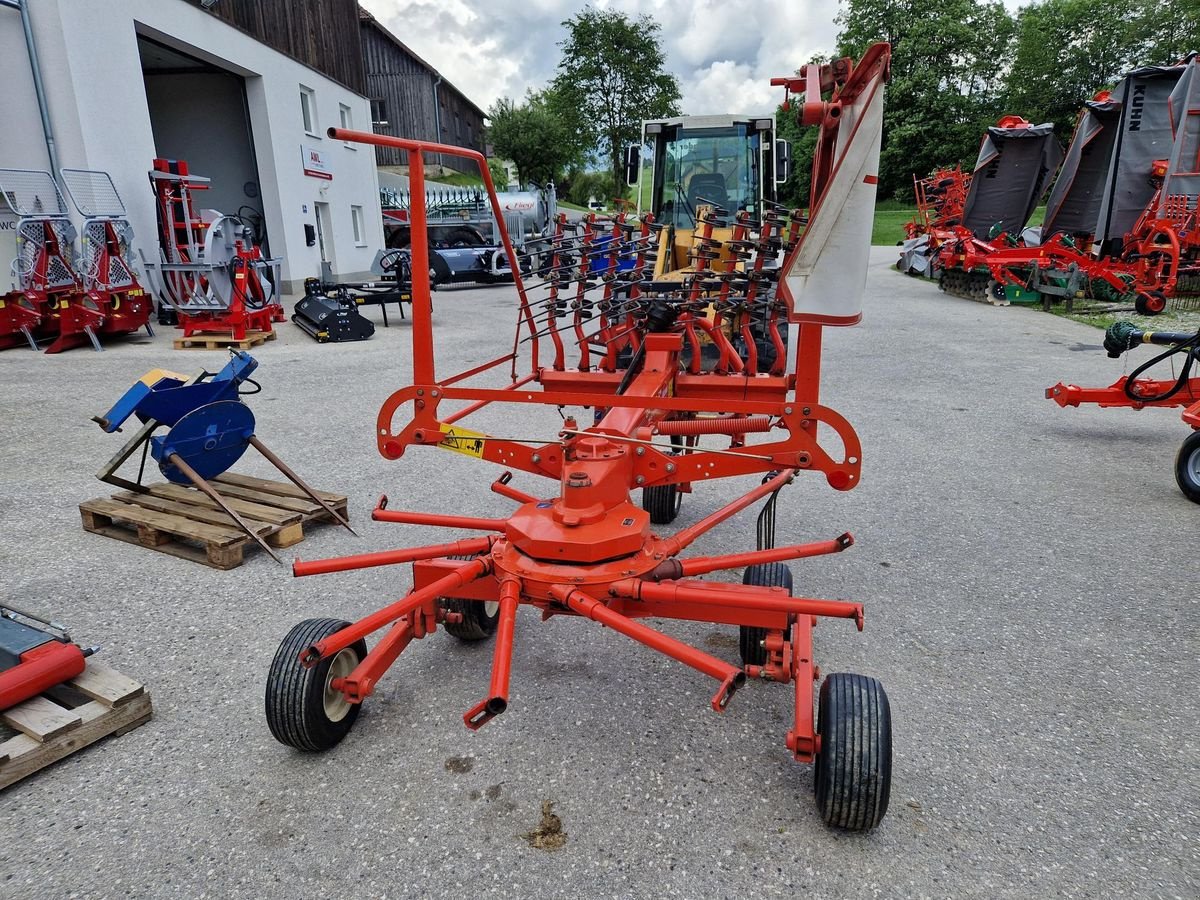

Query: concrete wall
<box><xmin>0</xmin><ymin>0</ymin><xmax>384</xmax><ymax>293</ymax></box>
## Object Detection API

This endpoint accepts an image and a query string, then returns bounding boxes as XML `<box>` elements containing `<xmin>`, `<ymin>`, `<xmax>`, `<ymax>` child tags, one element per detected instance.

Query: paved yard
<box><xmin>0</xmin><ymin>248</ymin><xmax>1195</xmax><ymax>898</ymax></box>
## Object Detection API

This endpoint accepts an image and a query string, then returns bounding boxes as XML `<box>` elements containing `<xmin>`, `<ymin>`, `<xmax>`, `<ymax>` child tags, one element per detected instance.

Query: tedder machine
<box><xmin>0</xmin><ymin>168</ymin><xmax>153</xmax><ymax>352</ymax></box>
<box><xmin>265</xmin><ymin>43</ymin><xmax>894</xmax><ymax>831</ymax></box>
<box><xmin>1047</xmin><ymin>322</ymin><xmax>1200</xmax><ymax>502</ymax></box>
<box><xmin>141</xmin><ymin>159</ymin><xmax>284</xmax><ymax>341</ymax></box>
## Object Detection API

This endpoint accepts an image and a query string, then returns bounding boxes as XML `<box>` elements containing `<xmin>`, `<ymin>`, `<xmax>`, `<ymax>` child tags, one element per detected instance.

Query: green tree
<box><xmin>551</xmin><ymin>7</ymin><xmax>681</xmax><ymax>197</ymax></box>
<box><xmin>836</xmin><ymin>0</ymin><xmax>1016</xmax><ymax>199</ymax></box>
<box><xmin>486</xmin><ymin>89</ymin><xmax>579</xmax><ymax>187</ymax></box>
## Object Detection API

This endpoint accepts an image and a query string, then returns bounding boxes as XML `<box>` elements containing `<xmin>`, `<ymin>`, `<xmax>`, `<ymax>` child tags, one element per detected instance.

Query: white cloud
<box><xmin>359</xmin><ymin>0</ymin><xmax>845</xmax><ymax>115</ymax></box>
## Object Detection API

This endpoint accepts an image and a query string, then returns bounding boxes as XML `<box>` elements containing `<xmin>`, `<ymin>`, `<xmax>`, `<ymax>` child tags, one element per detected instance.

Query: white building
<box><xmin>0</xmin><ymin>0</ymin><xmax>384</xmax><ymax>294</ymax></box>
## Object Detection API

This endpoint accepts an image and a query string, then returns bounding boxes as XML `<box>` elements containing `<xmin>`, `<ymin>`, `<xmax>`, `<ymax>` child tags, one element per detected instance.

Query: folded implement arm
<box><xmin>267</xmin><ymin>44</ymin><xmax>894</xmax><ymax>832</ymax></box>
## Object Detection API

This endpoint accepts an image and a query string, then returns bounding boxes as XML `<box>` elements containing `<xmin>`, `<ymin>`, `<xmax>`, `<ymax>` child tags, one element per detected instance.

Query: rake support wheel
<box><xmin>1174</xmin><ymin>430</ymin><xmax>1200</xmax><ymax>504</ymax></box>
<box><xmin>440</xmin><ymin>554</ymin><xmax>500</xmax><ymax>641</ymax></box>
<box><xmin>814</xmin><ymin>672</ymin><xmax>892</xmax><ymax>831</ymax></box>
<box><xmin>739</xmin><ymin>562</ymin><xmax>793</xmax><ymax>666</ymax></box>
<box><xmin>266</xmin><ymin>618</ymin><xmax>367</xmax><ymax>752</ymax></box>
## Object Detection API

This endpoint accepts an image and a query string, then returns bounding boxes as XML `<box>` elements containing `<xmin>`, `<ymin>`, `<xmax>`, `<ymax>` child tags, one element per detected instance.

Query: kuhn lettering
<box><xmin>1129</xmin><ymin>85</ymin><xmax>1146</xmax><ymax>132</ymax></box>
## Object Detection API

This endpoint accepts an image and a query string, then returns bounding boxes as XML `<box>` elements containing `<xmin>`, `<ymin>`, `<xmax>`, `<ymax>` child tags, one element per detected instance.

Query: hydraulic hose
<box><xmin>1104</xmin><ymin>321</ymin><xmax>1200</xmax><ymax>404</ymax></box>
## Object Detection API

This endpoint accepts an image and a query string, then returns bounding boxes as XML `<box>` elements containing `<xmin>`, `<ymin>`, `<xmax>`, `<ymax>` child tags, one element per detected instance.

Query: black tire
<box><xmin>1174</xmin><ymin>431</ymin><xmax>1200</xmax><ymax>503</ymax></box>
<box><xmin>440</xmin><ymin>555</ymin><xmax>500</xmax><ymax>641</ymax></box>
<box><xmin>642</xmin><ymin>483</ymin><xmax>682</xmax><ymax>524</ymax></box>
<box><xmin>266</xmin><ymin>618</ymin><xmax>367</xmax><ymax>752</ymax></box>
<box><xmin>738</xmin><ymin>562</ymin><xmax>793</xmax><ymax>666</ymax></box>
<box><xmin>1134</xmin><ymin>291</ymin><xmax>1166</xmax><ymax>316</ymax></box>
<box><xmin>814</xmin><ymin>673</ymin><xmax>892</xmax><ymax>831</ymax></box>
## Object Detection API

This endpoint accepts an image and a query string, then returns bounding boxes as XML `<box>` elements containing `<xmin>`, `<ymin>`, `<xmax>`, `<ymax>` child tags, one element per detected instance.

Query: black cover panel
<box><xmin>962</xmin><ymin>123</ymin><xmax>1063</xmax><ymax>239</ymax></box>
<box><xmin>1095</xmin><ymin>63</ymin><xmax>1189</xmax><ymax>252</ymax></box>
<box><xmin>292</xmin><ymin>295</ymin><xmax>376</xmax><ymax>343</ymax></box>
<box><xmin>1043</xmin><ymin>98</ymin><xmax>1122</xmax><ymax>239</ymax></box>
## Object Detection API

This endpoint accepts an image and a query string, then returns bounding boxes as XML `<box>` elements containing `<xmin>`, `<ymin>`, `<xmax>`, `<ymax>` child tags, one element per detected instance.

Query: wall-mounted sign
<box><xmin>302</xmin><ymin>144</ymin><xmax>332</xmax><ymax>180</ymax></box>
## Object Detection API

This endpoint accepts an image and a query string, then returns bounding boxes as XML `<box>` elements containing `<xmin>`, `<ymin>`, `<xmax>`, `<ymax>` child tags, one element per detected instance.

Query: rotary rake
<box><xmin>1047</xmin><ymin>321</ymin><xmax>1200</xmax><ymax>502</ymax></box>
<box><xmin>266</xmin><ymin>44</ymin><xmax>894</xmax><ymax>831</ymax></box>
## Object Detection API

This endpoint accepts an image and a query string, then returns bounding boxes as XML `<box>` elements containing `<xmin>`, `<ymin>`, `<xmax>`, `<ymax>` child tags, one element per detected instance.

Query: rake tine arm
<box><xmin>549</xmin><ymin>585</ymin><xmax>745</xmax><ymax>712</ymax></box>
<box><xmin>301</xmin><ymin>557</ymin><xmax>493</xmax><ymax>665</ymax></box>
<box><xmin>647</xmin><ymin>533</ymin><xmax>854</xmax><ymax>581</ymax></box>
<box><xmin>464</xmin><ymin>577</ymin><xmax>522</xmax><ymax>730</ymax></box>
<box><xmin>372</xmin><ymin>496</ymin><xmax>508</xmax><ymax>532</ymax></box>
<box><xmin>660</xmin><ymin>468</ymin><xmax>797</xmax><ymax>557</ymax></box>
<box><xmin>490</xmin><ymin>472</ymin><xmax>537</xmax><ymax>505</ymax></box>
<box><xmin>611</xmin><ymin>578</ymin><xmax>864</xmax><ymax>631</ymax></box>
<box><xmin>292</xmin><ymin>535</ymin><xmax>496</xmax><ymax>577</ymax></box>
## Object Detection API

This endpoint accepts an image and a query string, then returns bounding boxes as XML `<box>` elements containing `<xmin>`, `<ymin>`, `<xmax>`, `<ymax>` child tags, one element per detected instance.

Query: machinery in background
<box><xmin>381</xmin><ymin>182</ymin><xmax>553</xmax><ymax>285</ymax></box>
<box><xmin>0</xmin><ymin>605</ymin><xmax>96</xmax><ymax>713</ymax></box>
<box><xmin>904</xmin><ymin>166</ymin><xmax>971</xmax><ymax>240</ymax></box>
<box><xmin>293</xmin><ymin>279</ymin><xmax>377</xmax><ymax>343</ymax></box>
<box><xmin>265</xmin><ymin>44</ymin><xmax>894</xmax><ymax>833</ymax></box>
<box><xmin>59</xmin><ymin>168</ymin><xmax>154</xmax><ymax>349</ymax></box>
<box><xmin>1047</xmin><ymin>321</ymin><xmax>1200</xmax><ymax>502</ymax></box>
<box><xmin>0</xmin><ymin>168</ymin><xmax>152</xmax><ymax>353</ymax></box>
<box><xmin>93</xmin><ymin>351</ymin><xmax>355</xmax><ymax>563</ymax></box>
<box><xmin>141</xmin><ymin>159</ymin><xmax>284</xmax><ymax>341</ymax></box>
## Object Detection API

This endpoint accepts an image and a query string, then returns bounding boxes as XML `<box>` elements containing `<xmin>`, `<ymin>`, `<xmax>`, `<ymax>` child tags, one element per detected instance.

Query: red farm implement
<box><xmin>1047</xmin><ymin>321</ymin><xmax>1200</xmax><ymax>501</ymax></box>
<box><xmin>0</xmin><ymin>167</ymin><xmax>153</xmax><ymax>353</ymax></box>
<box><xmin>265</xmin><ymin>44</ymin><xmax>894</xmax><ymax>831</ymax></box>
<box><xmin>904</xmin><ymin>166</ymin><xmax>971</xmax><ymax>240</ymax></box>
<box><xmin>141</xmin><ymin>159</ymin><xmax>283</xmax><ymax>341</ymax></box>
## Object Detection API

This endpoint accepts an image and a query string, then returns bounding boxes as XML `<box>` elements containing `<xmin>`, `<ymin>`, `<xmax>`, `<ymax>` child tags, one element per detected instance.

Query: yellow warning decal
<box><xmin>438</xmin><ymin>423</ymin><xmax>487</xmax><ymax>458</ymax></box>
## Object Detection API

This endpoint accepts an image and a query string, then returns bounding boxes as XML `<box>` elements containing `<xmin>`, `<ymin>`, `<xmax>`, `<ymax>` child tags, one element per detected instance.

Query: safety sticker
<box><xmin>438</xmin><ymin>423</ymin><xmax>487</xmax><ymax>458</ymax></box>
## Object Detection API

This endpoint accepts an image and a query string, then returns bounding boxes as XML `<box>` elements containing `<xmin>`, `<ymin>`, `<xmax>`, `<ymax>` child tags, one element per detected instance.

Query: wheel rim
<box><xmin>323</xmin><ymin>648</ymin><xmax>358</xmax><ymax>722</ymax></box>
<box><xmin>483</xmin><ymin>600</ymin><xmax>500</xmax><ymax>617</ymax></box>
<box><xmin>1187</xmin><ymin>443</ymin><xmax>1200</xmax><ymax>487</ymax></box>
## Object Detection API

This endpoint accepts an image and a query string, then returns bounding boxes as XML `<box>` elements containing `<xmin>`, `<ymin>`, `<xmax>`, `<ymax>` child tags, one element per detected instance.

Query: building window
<box><xmin>339</xmin><ymin>104</ymin><xmax>355</xmax><ymax>148</ymax></box>
<box><xmin>351</xmin><ymin>205</ymin><xmax>366</xmax><ymax>246</ymax></box>
<box><xmin>300</xmin><ymin>85</ymin><xmax>318</xmax><ymax>137</ymax></box>
<box><xmin>371</xmin><ymin>97</ymin><xmax>388</xmax><ymax>127</ymax></box>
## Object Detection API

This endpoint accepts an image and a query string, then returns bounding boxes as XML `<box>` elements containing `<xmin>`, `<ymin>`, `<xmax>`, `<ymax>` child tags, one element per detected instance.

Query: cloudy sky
<box><xmin>359</xmin><ymin>0</ymin><xmax>849</xmax><ymax>117</ymax></box>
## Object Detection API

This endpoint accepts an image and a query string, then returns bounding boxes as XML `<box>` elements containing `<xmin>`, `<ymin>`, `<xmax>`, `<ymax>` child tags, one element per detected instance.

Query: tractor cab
<box><xmin>625</xmin><ymin>115</ymin><xmax>790</xmax><ymax>277</ymax></box>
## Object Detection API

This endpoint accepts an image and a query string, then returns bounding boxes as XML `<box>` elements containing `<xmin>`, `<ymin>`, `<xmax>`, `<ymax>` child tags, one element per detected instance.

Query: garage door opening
<box><xmin>138</xmin><ymin>36</ymin><xmax>269</xmax><ymax>255</ymax></box>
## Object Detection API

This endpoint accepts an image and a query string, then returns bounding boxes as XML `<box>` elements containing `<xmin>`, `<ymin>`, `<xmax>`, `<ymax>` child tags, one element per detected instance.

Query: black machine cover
<box><xmin>1042</xmin><ymin>95</ymin><xmax>1123</xmax><ymax>240</ymax></box>
<box><xmin>961</xmin><ymin>121</ymin><xmax>1064</xmax><ymax>239</ymax></box>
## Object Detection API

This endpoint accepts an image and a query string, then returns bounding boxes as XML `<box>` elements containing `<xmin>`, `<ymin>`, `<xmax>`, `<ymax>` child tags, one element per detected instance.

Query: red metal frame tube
<box><xmin>649</xmin><ymin>533</ymin><xmax>853</xmax><ymax>580</ymax></box>
<box><xmin>550</xmin><ymin>585</ymin><xmax>745</xmax><ymax>712</ymax></box>
<box><xmin>334</xmin><ymin>618</ymin><xmax>415</xmax><ymax>704</ymax></box>
<box><xmin>292</xmin><ymin>535</ymin><xmax>494</xmax><ymax>578</ymax></box>
<box><xmin>464</xmin><ymin>578</ymin><xmax>521</xmax><ymax>730</ymax></box>
<box><xmin>442</xmin><ymin>373</ymin><xmax>538</xmax><ymax>425</ymax></box>
<box><xmin>615</xmin><ymin>579</ymin><xmax>864</xmax><ymax>629</ymax></box>
<box><xmin>0</xmin><ymin>641</ymin><xmax>86</xmax><ymax>710</ymax></box>
<box><xmin>787</xmin><ymin>619</ymin><xmax>818</xmax><ymax>761</ymax></box>
<box><xmin>301</xmin><ymin>558</ymin><xmax>493</xmax><ymax>665</ymax></box>
<box><xmin>372</xmin><ymin>499</ymin><xmax>507</xmax><ymax>532</ymax></box>
<box><xmin>661</xmin><ymin>467</ymin><xmax>796</xmax><ymax>556</ymax></box>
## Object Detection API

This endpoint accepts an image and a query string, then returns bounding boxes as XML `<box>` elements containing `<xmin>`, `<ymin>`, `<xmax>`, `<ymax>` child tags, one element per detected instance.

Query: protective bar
<box><xmin>301</xmin><ymin>557</ymin><xmax>492</xmax><ymax>665</ymax></box>
<box><xmin>551</xmin><ymin>585</ymin><xmax>745</xmax><ymax>712</ymax></box>
<box><xmin>464</xmin><ymin>577</ymin><xmax>521</xmax><ymax>730</ymax></box>
<box><xmin>292</xmin><ymin>535</ymin><xmax>494</xmax><ymax>577</ymax></box>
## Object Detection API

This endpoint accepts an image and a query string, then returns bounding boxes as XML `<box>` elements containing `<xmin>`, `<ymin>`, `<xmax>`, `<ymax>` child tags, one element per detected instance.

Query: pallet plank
<box><xmin>113</xmin><ymin>491</ymin><xmax>276</xmax><ymax>537</ymax></box>
<box><xmin>214</xmin><ymin>473</ymin><xmax>346</xmax><ymax>505</ymax></box>
<box><xmin>0</xmin><ymin>694</ymin><xmax>152</xmax><ymax>791</ymax></box>
<box><xmin>144</xmin><ymin>483</ymin><xmax>301</xmax><ymax>526</ymax></box>
<box><xmin>80</xmin><ymin>497</ymin><xmax>245</xmax><ymax>547</ymax></box>
<box><xmin>199</xmin><ymin>482</ymin><xmax>324</xmax><ymax>515</ymax></box>
<box><xmin>173</xmin><ymin>330</ymin><xmax>277</xmax><ymax>351</ymax></box>
<box><xmin>2</xmin><ymin>696</ymin><xmax>82</xmax><ymax>742</ymax></box>
<box><xmin>68</xmin><ymin>662</ymin><xmax>145</xmax><ymax>708</ymax></box>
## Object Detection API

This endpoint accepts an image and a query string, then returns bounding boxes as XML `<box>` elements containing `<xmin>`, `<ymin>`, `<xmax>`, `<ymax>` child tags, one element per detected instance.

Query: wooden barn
<box><xmin>359</xmin><ymin>8</ymin><xmax>487</xmax><ymax>174</ymax></box>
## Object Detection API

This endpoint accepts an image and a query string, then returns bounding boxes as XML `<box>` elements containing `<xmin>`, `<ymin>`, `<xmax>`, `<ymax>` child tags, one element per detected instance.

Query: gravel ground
<box><xmin>0</xmin><ymin>248</ymin><xmax>1196</xmax><ymax>899</ymax></box>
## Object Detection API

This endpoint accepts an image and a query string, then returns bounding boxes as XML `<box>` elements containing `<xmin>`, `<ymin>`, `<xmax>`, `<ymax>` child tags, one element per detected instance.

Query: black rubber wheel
<box><xmin>738</xmin><ymin>562</ymin><xmax>793</xmax><ymax>666</ymax></box>
<box><xmin>440</xmin><ymin>555</ymin><xmax>500</xmax><ymax>641</ymax></box>
<box><xmin>814</xmin><ymin>673</ymin><xmax>892</xmax><ymax>831</ymax></box>
<box><xmin>1134</xmin><ymin>291</ymin><xmax>1167</xmax><ymax>316</ymax></box>
<box><xmin>1174</xmin><ymin>431</ymin><xmax>1200</xmax><ymax>503</ymax></box>
<box><xmin>642</xmin><ymin>483</ymin><xmax>682</xmax><ymax>524</ymax></box>
<box><xmin>265</xmin><ymin>618</ymin><xmax>367</xmax><ymax>752</ymax></box>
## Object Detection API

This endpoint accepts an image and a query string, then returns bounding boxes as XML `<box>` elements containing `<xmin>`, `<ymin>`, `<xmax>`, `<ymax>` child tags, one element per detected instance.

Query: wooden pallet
<box><xmin>173</xmin><ymin>329</ymin><xmax>277</xmax><ymax>350</ymax></box>
<box><xmin>79</xmin><ymin>474</ymin><xmax>348</xmax><ymax>569</ymax></box>
<box><xmin>0</xmin><ymin>661</ymin><xmax>152</xmax><ymax>791</ymax></box>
